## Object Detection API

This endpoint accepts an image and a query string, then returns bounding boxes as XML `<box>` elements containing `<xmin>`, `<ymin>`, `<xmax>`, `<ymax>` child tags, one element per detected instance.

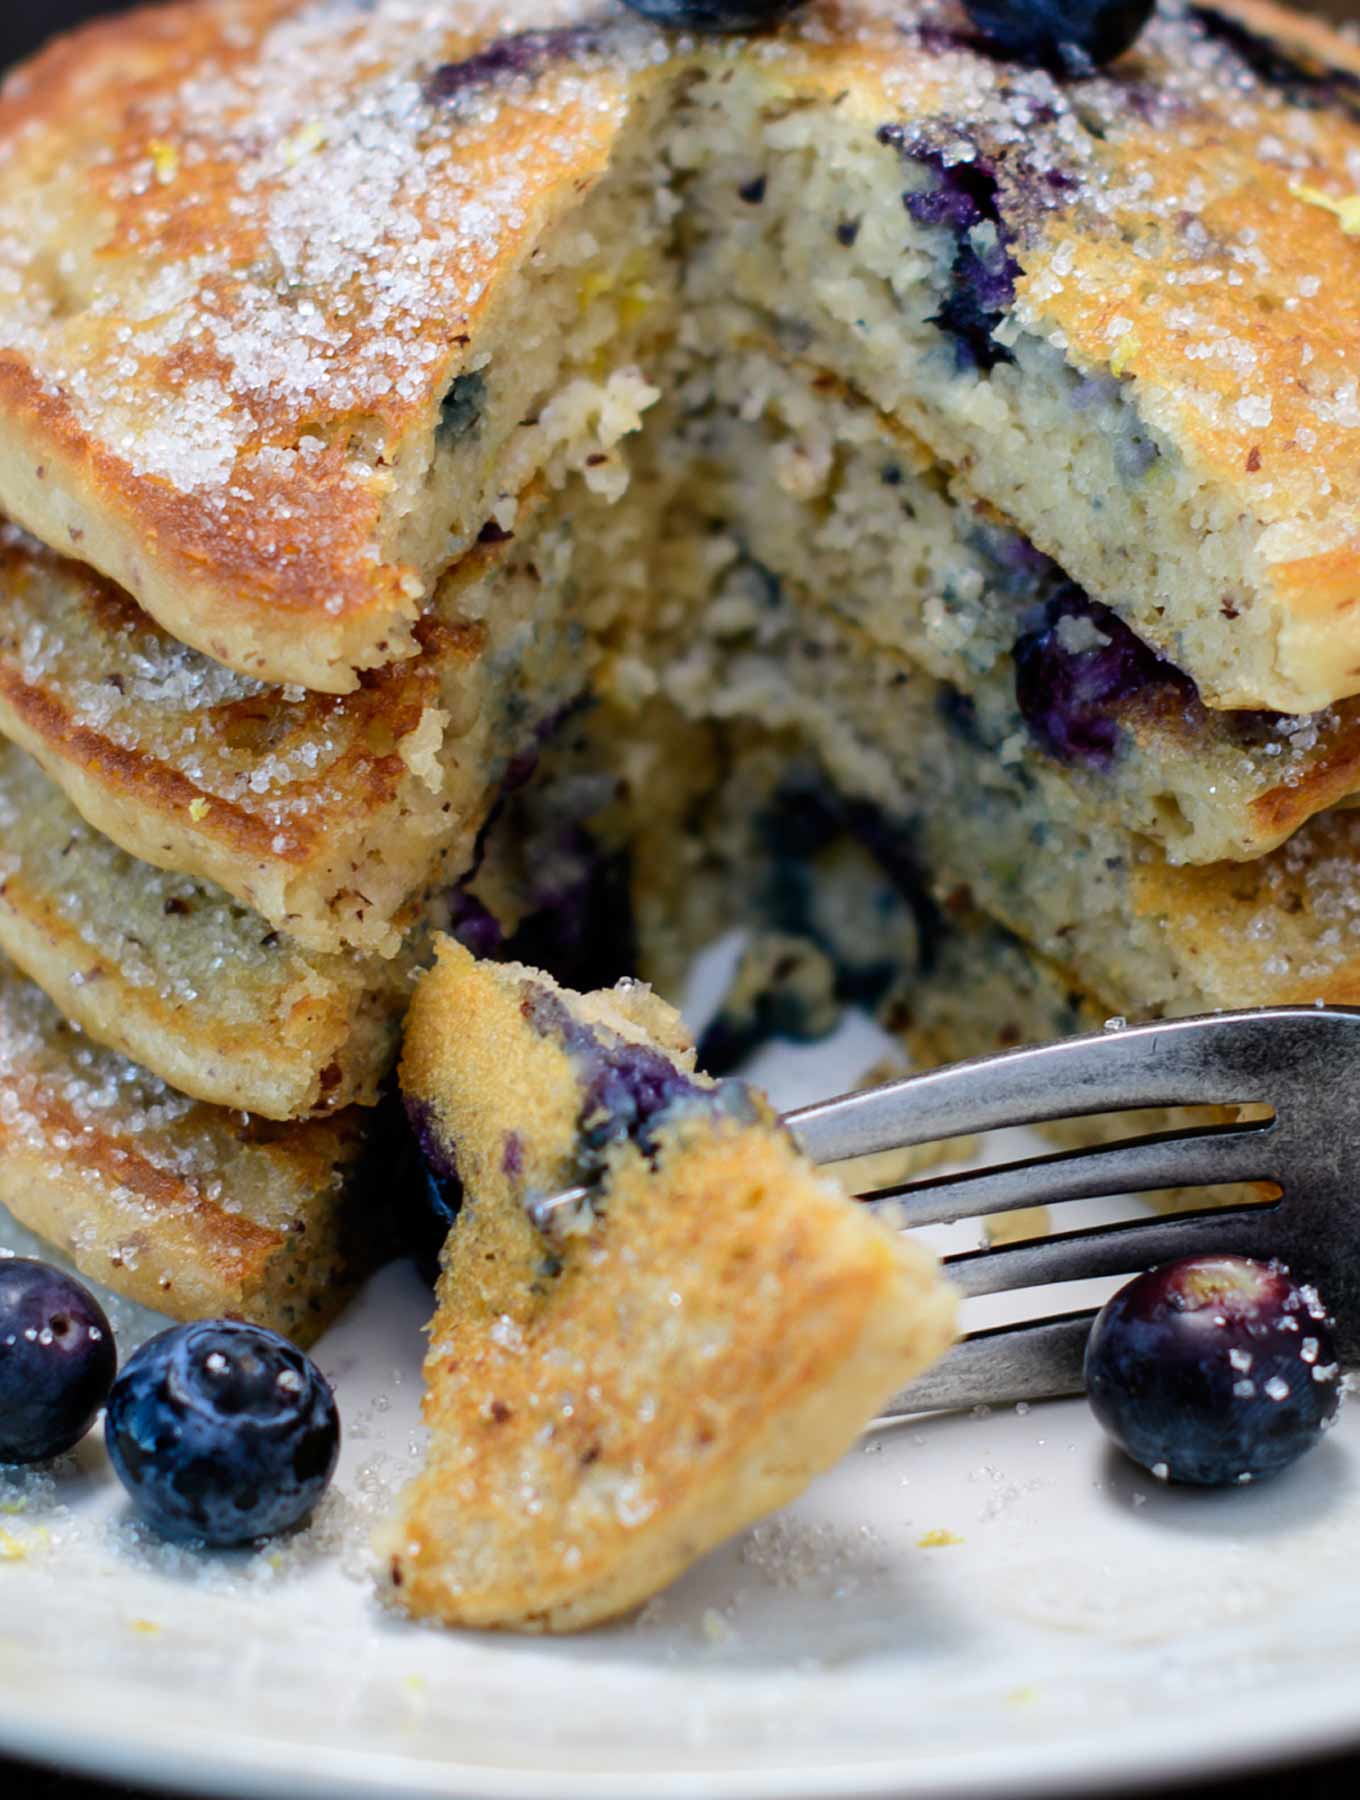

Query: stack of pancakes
<box><xmin>7</xmin><ymin>0</ymin><xmax>1360</xmax><ymax>1327</ymax></box>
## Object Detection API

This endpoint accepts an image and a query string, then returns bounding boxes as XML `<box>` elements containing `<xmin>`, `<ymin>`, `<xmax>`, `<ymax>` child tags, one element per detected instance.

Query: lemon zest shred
<box><xmin>149</xmin><ymin>140</ymin><xmax>179</xmax><ymax>185</ymax></box>
<box><xmin>0</xmin><ymin>1525</ymin><xmax>49</xmax><ymax>1561</ymax></box>
<box><xmin>283</xmin><ymin>120</ymin><xmax>328</xmax><ymax>166</ymax></box>
<box><xmin>1290</xmin><ymin>183</ymin><xmax>1360</xmax><ymax>237</ymax></box>
<box><xmin>1109</xmin><ymin>332</ymin><xmax>1141</xmax><ymax>379</ymax></box>
<box><xmin>577</xmin><ymin>268</ymin><xmax>615</xmax><ymax>308</ymax></box>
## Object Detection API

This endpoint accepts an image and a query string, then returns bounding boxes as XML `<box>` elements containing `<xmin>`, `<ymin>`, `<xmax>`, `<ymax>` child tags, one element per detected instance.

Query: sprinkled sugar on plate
<box><xmin>3</xmin><ymin>990</ymin><xmax>1360</xmax><ymax>1800</ymax></box>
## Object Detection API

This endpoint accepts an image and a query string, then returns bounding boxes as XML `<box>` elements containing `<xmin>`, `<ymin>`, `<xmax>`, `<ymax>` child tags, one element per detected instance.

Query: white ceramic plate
<box><xmin>2</xmin><ymin>972</ymin><xmax>1358</xmax><ymax>1800</ymax></box>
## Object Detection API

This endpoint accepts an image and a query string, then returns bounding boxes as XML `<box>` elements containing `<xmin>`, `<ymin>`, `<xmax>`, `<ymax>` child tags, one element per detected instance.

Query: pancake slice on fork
<box><xmin>380</xmin><ymin>940</ymin><xmax>955</xmax><ymax>1631</ymax></box>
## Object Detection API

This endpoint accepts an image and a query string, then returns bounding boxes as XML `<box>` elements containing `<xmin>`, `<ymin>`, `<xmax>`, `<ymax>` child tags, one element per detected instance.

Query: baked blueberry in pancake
<box><xmin>382</xmin><ymin>939</ymin><xmax>954</xmax><ymax>1630</ymax></box>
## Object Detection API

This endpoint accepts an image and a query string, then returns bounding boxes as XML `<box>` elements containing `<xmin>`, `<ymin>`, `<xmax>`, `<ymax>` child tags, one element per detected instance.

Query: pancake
<box><xmin>0</xmin><ymin>951</ymin><xmax>379</xmax><ymax>1340</ymax></box>
<box><xmin>633</xmin><ymin>582</ymin><xmax>1360</xmax><ymax>1027</ymax></box>
<box><xmin>0</xmin><ymin>739</ymin><xmax>409</xmax><ymax>1119</ymax></box>
<box><xmin>3</xmin><ymin>4</ymin><xmax>1360</xmax><ymax>711</ymax></box>
<box><xmin>0</xmin><ymin>0</ymin><xmax>672</xmax><ymax>689</ymax></box>
<box><xmin>382</xmin><ymin>939</ymin><xmax>955</xmax><ymax>1631</ymax></box>
<box><xmin>666</xmin><ymin>344</ymin><xmax>1360</xmax><ymax>866</ymax></box>
<box><xmin>0</xmin><ymin>480</ymin><xmax>644</xmax><ymax>954</ymax></box>
<box><xmin>674</xmin><ymin>0</ymin><xmax>1360</xmax><ymax>714</ymax></box>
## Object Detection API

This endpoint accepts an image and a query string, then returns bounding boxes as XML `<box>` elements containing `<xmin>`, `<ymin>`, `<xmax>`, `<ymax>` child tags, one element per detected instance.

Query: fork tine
<box><xmin>880</xmin><ymin>1311</ymin><xmax>1095</xmax><ymax>1415</ymax></box>
<box><xmin>784</xmin><ymin>1009</ymin><xmax>1295</xmax><ymax>1167</ymax></box>
<box><xmin>862</xmin><ymin>1119</ymin><xmax>1278</xmax><ymax>1228</ymax></box>
<box><xmin>945</xmin><ymin>1204</ymin><xmax>1281</xmax><ymax>1298</ymax></box>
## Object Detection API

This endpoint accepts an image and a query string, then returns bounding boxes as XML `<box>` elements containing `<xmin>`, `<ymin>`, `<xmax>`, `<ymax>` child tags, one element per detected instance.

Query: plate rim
<box><xmin>5</xmin><ymin>1671</ymin><xmax>1359</xmax><ymax>1800</ymax></box>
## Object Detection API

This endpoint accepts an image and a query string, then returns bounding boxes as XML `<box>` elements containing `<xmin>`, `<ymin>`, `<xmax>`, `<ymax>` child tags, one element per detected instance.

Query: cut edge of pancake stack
<box><xmin>3</xmin><ymin>0</ymin><xmax>1360</xmax><ymax>1593</ymax></box>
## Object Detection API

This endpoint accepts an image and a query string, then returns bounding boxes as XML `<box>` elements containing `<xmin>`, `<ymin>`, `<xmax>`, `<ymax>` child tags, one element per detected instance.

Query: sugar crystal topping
<box><xmin>0</xmin><ymin>523</ymin><xmax>453</xmax><ymax>851</ymax></box>
<box><xmin>0</xmin><ymin>967</ymin><xmax>230</xmax><ymax>1199</ymax></box>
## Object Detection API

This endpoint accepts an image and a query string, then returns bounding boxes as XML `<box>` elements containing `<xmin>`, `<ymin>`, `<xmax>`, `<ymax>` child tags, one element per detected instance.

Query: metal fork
<box><xmin>531</xmin><ymin>1007</ymin><xmax>1360</xmax><ymax>1414</ymax></box>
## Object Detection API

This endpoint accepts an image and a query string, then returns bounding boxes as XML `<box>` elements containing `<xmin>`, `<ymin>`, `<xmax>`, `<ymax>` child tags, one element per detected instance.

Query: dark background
<box><xmin>2</xmin><ymin>1</ymin><xmax>1360</xmax><ymax>1797</ymax></box>
<box><xmin>0</xmin><ymin>4</ymin><xmax>127</xmax><ymax>73</ymax></box>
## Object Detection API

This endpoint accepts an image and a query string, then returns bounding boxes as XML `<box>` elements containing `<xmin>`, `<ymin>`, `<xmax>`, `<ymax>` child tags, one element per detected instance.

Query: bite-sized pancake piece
<box><xmin>381</xmin><ymin>940</ymin><xmax>955</xmax><ymax>1631</ymax></box>
<box><xmin>0</xmin><ymin>953</ymin><xmax>379</xmax><ymax>1338</ymax></box>
<box><xmin>0</xmin><ymin>740</ymin><xmax>409</xmax><ymax>1119</ymax></box>
<box><xmin>0</xmin><ymin>482</ymin><xmax>639</xmax><ymax>954</ymax></box>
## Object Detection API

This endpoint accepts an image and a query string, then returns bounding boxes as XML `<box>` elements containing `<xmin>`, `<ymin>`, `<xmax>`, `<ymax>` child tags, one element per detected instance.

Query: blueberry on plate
<box><xmin>105</xmin><ymin>1320</ymin><xmax>340</xmax><ymax>1546</ymax></box>
<box><xmin>1085</xmin><ymin>1256</ymin><xmax>1343</xmax><ymax>1487</ymax></box>
<box><xmin>621</xmin><ymin>0</ymin><xmax>803</xmax><ymax>33</ymax></box>
<box><xmin>963</xmin><ymin>1</ymin><xmax>1155</xmax><ymax>75</ymax></box>
<box><xmin>0</xmin><ymin>1258</ymin><xmax>116</xmax><ymax>1464</ymax></box>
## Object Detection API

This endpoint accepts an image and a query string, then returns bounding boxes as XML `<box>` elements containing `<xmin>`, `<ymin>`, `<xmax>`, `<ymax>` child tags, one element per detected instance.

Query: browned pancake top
<box><xmin>9</xmin><ymin>3</ymin><xmax>1360</xmax><ymax>696</ymax></box>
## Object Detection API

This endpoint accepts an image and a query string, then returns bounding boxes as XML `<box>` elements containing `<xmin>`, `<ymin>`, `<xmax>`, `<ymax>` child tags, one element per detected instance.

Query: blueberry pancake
<box><xmin>0</xmin><ymin>739</ymin><xmax>409</xmax><ymax>1118</ymax></box>
<box><xmin>670</xmin><ymin>347</ymin><xmax>1360</xmax><ymax>867</ymax></box>
<box><xmin>636</xmin><ymin>591</ymin><xmax>1360</xmax><ymax>1031</ymax></box>
<box><xmin>0</xmin><ymin>0</ymin><xmax>672</xmax><ymax>689</ymax></box>
<box><xmin>674</xmin><ymin>0</ymin><xmax>1360</xmax><ymax>714</ymax></box>
<box><xmin>6</xmin><ymin>0</ymin><xmax>1360</xmax><ymax>714</ymax></box>
<box><xmin>0</xmin><ymin>486</ymin><xmax>648</xmax><ymax>955</ymax></box>
<box><xmin>0</xmin><ymin>952</ymin><xmax>378</xmax><ymax>1337</ymax></box>
<box><xmin>382</xmin><ymin>940</ymin><xmax>954</xmax><ymax>1631</ymax></box>
<box><xmin>6</xmin><ymin>0</ymin><xmax>1360</xmax><ymax>1378</ymax></box>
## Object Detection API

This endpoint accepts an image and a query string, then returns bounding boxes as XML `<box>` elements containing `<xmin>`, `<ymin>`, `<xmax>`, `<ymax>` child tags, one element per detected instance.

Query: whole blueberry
<box><xmin>620</xmin><ymin>0</ymin><xmax>803</xmax><ymax>32</ymax></box>
<box><xmin>105</xmin><ymin>1321</ymin><xmax>339</xmax><ymax>1545</ymax></box>
<box><xmin>963</xmin><ymin>0</ymin><xmax>1154</xmax><ymax>74</ymax></box>
<box><xmin>0</xmin><ymin>1259</ymin><xmax>116</xmax><ymax>1463</ymax></box>
<box><xmin>1085</xmin><ymin>1256</ymin><xmax>1343</xmax><ymax>1487</ymax></box>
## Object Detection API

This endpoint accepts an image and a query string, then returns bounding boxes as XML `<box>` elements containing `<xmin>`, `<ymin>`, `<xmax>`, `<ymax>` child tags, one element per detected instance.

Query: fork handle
<box><xmin>879</xmin><ymin>1311</ymin><xmax>1093</xmax><ymax>1417</ymax></box>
